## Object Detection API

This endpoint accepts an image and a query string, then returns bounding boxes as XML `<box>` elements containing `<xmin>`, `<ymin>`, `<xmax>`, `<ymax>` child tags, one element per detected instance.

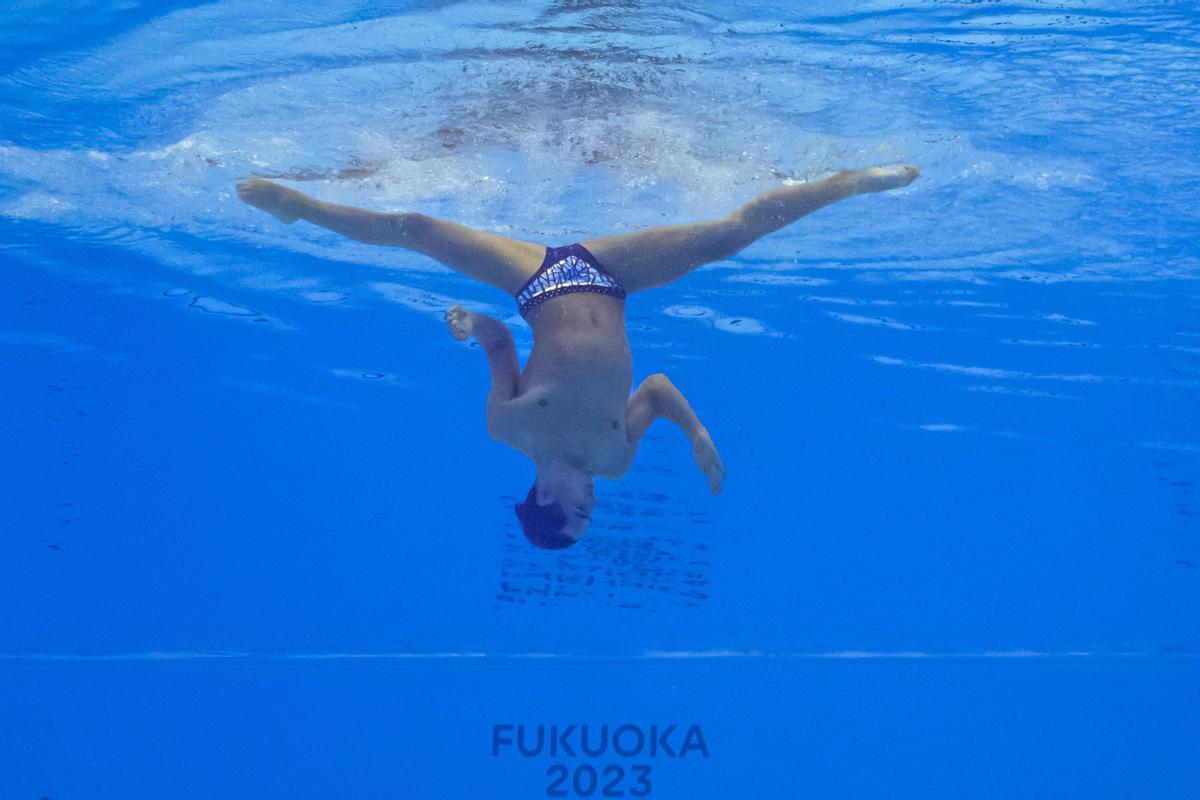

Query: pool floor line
<box><xmin>0</xmin><ymin>649</ymin><xmax>1195</xmax><ymax>662</ymax></box>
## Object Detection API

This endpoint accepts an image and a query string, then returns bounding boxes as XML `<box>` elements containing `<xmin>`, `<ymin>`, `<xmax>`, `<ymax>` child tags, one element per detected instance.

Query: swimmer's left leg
<box><xmin>582</xmin><ymin>164</ymin><xmax>919</xmax><ymax>293</ymax></box>
<box><xmin>236</xmin><ymin>178</ymin><xmax>547</xmax><ymax>295</ymax></box>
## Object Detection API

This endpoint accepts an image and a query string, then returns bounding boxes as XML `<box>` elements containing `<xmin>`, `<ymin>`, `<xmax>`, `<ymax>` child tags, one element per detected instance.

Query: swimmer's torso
<box><xmin>499</xmin><ymin>293</ymin><xmax>633</xmax><ymax>476</ymax></box>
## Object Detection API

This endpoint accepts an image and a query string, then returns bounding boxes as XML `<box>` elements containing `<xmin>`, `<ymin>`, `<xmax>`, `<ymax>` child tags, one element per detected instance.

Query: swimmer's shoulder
<box><xmin>486</xmin><ymin>381</ymin><xmax>558</xmax><ymax>437</ymax></box>
<box><xmin>486</xmin><ymin>381</ymin><xmax>561</xmax><ymax>448</ymax></box>
<box><xmin>486</xmin><ymin>390</ymin><xmax>535</xmax><ymax>446</ymax></box>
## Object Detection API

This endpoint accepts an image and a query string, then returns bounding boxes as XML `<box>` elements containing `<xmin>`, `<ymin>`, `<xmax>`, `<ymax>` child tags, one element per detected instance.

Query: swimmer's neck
<box><xmin>534</xmin><ymin>451</ymin><xmax>595</xmax><ymax>478</ymax></box>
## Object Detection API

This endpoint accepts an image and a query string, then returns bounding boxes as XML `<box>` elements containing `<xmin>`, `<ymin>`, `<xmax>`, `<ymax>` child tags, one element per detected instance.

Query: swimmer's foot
<box><xmin>834</xmin><ymin>164</ymin><xmax>920</xmax><ymax>195</ymax></box>
<box><xmin>236</xmin><ymin>177</ymin><xmax>302</xmax><ymax>224</ymax></box>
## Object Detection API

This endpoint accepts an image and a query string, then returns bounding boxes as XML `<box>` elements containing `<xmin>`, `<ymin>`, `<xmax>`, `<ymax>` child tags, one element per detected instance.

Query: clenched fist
<box><xmin>445</xmin><ymin>305</ymin><xmax>476</xmax><ymax>342</ymax></box>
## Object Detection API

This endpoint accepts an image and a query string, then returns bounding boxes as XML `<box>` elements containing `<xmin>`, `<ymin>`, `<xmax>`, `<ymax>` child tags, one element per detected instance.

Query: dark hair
<box><xmin>514</xmin><ymin>483</ymin><xmax>580</xmax><ymax>550</ymax></box>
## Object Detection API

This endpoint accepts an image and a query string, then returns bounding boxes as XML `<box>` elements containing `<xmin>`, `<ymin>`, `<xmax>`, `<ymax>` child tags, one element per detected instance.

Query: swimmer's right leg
<box><xmin>236</xmin><ymin>178</ymin><xmax>546</xmax><ymax>295</ymax></box>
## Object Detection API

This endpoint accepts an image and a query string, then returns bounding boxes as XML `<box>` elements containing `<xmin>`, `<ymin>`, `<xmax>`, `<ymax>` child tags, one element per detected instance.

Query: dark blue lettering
<box><xmin>553</xmin><ymin>724</ymin><xmax>577</xmax><ymax>758</ymax></box>
<box><xmin>680</xmin><ymin>724</ymin><xmax>708</xmax><ymax>758</ymax></box>
<box><xmin>613</xmin><ymin>724</ymin><xmax>645</xmax><ymax>758</ymax></box>
<box><xmin>581</xmin><ymin>724</ymin><xmax>608</xmax><ymax>757</ymax></box>
<box><xmin>492</xmin><ymin>724</ymin><xmax>514</xmax><ymax>757</ymax></box>
<box><xmin>518</xmin><ymin>724</ymin><xmax>545</xmax><ymax>757</ymax></box>
<box><xmin>651</xmin><ymin>724</ymin><xmax>676</xmax><ymax>757</ymax></box>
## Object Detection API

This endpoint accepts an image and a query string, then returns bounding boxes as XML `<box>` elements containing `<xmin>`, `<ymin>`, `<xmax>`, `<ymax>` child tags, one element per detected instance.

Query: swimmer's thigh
<box><xmin>405</xmin><ymin>214</ymin><xmax>548</xmax><ymax>295</ymax></box>
<box><xmin>581</xmin><ymin>216</ymin><xmax>751</xmax><ymax>293</ymax></box>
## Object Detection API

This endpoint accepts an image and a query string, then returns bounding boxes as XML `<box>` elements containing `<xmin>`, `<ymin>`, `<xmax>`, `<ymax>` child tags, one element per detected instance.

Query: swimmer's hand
<box><xmin>446</xmin><ymin>307</ymin><xmax>519</xmax><ymax>403</ymax></box>
<box><xmin>690</xmin><ymin>428</ymin><xmax>725</xmax><ymax>495</ymax></box>
<box><xmin>445</xmin><ymin>305</ymin><xmax>476</xmax><ymax>341</ymax></box>
<box><xmin>236</xmin><ymin>177</ymin><xmax>302</xmax><ymax>224</ymax></box>
<box><xmin>446</xmin><ymin>306</ymin><xmax>513</xmax><ymax>349</ymax></box>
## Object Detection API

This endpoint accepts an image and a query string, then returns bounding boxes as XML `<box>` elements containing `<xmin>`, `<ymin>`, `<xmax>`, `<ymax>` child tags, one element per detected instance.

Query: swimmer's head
<box><xmin>515</xmin><ymin>464</ymin><xmax>596</xmax><ymax>549</ymax></box>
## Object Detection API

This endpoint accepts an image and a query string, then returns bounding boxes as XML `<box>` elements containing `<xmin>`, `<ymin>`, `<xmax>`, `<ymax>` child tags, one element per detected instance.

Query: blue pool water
<box><xmin>2</xmin><ymin>1</ymin><xmax>1198</xmax><ymax>796</ymax></box>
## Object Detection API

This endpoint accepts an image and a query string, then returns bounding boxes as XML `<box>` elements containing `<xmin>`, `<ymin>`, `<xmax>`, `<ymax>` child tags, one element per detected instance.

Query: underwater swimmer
<box><xmin>237</xmin><ymin>164</ymin><xmax>919</xmax><ymax>548</ymax></box>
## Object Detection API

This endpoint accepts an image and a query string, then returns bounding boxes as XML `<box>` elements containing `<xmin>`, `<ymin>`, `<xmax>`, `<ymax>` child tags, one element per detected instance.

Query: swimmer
<box><xmin>237</xmin><ymin>164</ymin><xmax>920</xmax><ymax>548</ymax></box>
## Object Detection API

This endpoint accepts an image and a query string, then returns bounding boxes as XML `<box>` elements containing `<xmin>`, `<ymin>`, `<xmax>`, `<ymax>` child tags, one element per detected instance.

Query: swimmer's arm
<box><xmin>469</xmin><ymin>314</ymin><xmax>524</xmax><ymax>439</ymax></box>
<box><xmin>619</xmin><ymin>374</ymin><xmax>724</xmax><ymax>493</ymax></box>
<box><xmin>468</xmin><ymin>313</ymin><xmax>520</xmax><ymax>402</ymax></box>
<box><xmin>634</xmin><ymin>373</ymin><xmax>706</xmax><ymax>440</ymax></box>
<box><xmin>446</xmin><ymin>305</ymin><xmax>520</xmax><ymax>438</ymax></box>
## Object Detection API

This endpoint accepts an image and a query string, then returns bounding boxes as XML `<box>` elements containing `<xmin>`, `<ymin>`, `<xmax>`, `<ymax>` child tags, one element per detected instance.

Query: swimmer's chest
<box><xmin>501</xmin><ymin>381</ymin><xmax>629</xmax><ymax>468</ymax></box>
<box><xmin>519</xmin><ymin>382</ymin><xmax>626</xmax><ymax>439</ymax></box>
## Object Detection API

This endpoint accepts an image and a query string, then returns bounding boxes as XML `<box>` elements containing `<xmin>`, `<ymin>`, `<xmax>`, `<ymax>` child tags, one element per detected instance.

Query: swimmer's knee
<box><xmin>386</xmin><ymin>211</ymin><xmax>432</xmax><ymax>244</ymax></box>
<box><xmin>699</xmin><ymin>213</ymin><xmax>758</xmax><ymax>261</ymax></box>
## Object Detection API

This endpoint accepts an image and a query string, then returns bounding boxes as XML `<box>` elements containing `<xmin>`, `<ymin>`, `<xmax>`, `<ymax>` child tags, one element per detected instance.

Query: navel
<box><xmin>612</xmin><ymin>420</ymin><xmax>619</xmax><ymax>429</ymax></box>
<box><xmin>539</xmin><ymin>398</ymin><xmax>549</xmax><ymax>407</ymax></box>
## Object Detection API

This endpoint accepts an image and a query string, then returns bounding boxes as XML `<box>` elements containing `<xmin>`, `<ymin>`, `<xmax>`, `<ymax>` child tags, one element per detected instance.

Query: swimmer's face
<box><xmin>524</xmin><ymin>468</ymin><xmax>595</xmax><ymax>545</ymax></box>
<box><xmin>537</xmin><ymin>473</ymin><xmax>595</xmax><ymax>540</ymax></box>
<box><xmin>560</xmin><ymin>492</ymin><xmax>596</xmax><ymax>540</ymax></box>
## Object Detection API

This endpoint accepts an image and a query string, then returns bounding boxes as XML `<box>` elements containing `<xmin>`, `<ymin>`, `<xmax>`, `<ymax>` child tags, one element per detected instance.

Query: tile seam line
<box><xmin>0</xmin><ymin>651</ymin><xmax>1196</xmax><ymax>662</ymax></box>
